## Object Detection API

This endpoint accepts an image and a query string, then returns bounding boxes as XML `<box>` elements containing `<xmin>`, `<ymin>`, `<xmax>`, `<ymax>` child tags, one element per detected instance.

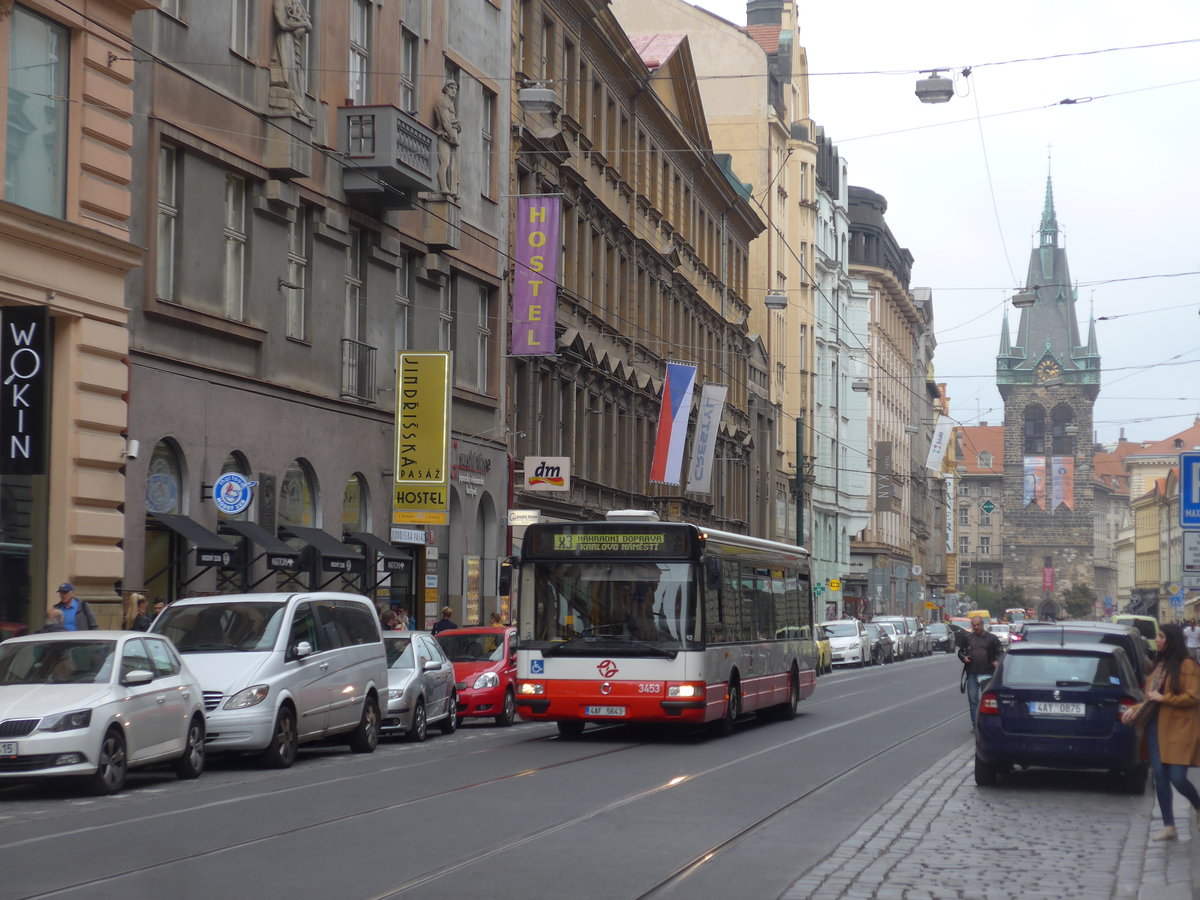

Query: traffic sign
<box><xmin>1180</xmin><ymin>452</ymin><xmax>1200</xmax><ymax>529</ymax></box>
<box><xmin>829</xmin><ymin>578</ymin><xmax>842</xmax><ymax>591</ymax></box>
<box><xmin>979</xmin><ymin>499</ymin><xmax>997</xmax><ymax>515</ymax></box>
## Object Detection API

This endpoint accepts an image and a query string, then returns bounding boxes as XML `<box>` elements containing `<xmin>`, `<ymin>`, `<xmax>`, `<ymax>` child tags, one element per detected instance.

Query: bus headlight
<box><xmin>519</xmin><ymin>682</ymin><xmax>544</xmax><ymax>695</ymax></box>
<box><xmin>667</xmin><ymin>683</ymin><xmax>704</xmax><ymax>698</ymax></box>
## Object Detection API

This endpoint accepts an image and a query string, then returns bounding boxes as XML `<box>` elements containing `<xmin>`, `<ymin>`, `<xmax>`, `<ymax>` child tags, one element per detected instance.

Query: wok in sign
<box><xmin>1</xmin><ymin>306</ymin><xmax>48</xmax><ymax>475</ymax></box>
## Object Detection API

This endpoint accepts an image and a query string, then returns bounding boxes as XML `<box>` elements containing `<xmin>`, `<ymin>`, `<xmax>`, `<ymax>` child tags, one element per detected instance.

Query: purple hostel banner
<box><xmin>511</xmin><ymin>196</ymin><xmax>560</xmax><ymax>356</ymax></box>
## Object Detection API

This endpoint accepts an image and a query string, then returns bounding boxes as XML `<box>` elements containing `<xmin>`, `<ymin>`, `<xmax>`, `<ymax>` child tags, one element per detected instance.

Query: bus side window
<box><xmin>703</xmin><ymin>555</ymin><xmax>724</xmax><ymax>643</ymax></box>
<box><xmin>723</xmin><ymin>559</ymin><xmax>741</xmax><ymax>641</ymax></box>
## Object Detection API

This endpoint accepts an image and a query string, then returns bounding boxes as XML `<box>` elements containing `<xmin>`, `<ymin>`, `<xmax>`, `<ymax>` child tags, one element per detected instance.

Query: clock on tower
<box><xmin>1036</xmin><ymin>359</ymin><xmax>1061</xmax><ymax>382</ymax></box>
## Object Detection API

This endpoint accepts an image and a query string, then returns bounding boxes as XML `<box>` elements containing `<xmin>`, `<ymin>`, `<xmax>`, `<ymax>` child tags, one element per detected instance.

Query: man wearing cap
<box><xmin>53</xmin><ymin>583</ymin><xmax>98</xmax><ymax>631</ymax></box>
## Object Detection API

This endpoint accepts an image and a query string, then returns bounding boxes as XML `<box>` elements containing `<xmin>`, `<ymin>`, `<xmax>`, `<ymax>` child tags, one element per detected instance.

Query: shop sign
<box><xmin>1</xmin><ymin>306</ymin><xmax>48</xmax><ymax>475</ymax></box>
<box><xmin>213</xmin><ymin>472</ymin><xmax>256</xmax><ymax>515</ymax></box>
<box><xmin>393</xmin><ymin>352</ymin><xmax>451</xmax><ymax>523</ymax></box>
<box><xmin>197</xmin><ymin>547</ymin><xmax>234</xmax><ymax>567</ymax></box>
<box><xmin>525</xmin><ymin>456</ymin><xmax>570</xmax><ymax>491</ymax></box>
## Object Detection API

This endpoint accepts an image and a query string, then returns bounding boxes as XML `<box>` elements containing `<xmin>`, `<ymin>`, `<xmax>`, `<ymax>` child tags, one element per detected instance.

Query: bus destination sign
<box><xmin>553</xmin><ymin>532</ymin><xmax>667</xmax><ymax>552</ymax></box>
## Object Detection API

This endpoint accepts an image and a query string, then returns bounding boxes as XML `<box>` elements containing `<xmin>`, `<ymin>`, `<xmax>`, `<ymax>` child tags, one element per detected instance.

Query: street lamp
<box><xmin>517</xmin><ymin>82</ymin><xmax>560</xmax><ymax>117</ymax></box>
<box><xmin>1011</xmin><ymin>290</ymin><xmax>1036</xmax><ymax>309</ymax></box>
<box><xmin>764</xmin><ymin>292</ymin><xmax>788</xmax><ymax>310</ymax></box>
<box><xmin>915</xmin><ymin>70</ymin><xmax>954</xmax><ymax>104</ymax></box>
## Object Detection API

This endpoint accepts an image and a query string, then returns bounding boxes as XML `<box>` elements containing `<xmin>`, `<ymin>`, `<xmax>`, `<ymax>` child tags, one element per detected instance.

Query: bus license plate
<box><xmin>585</xmin><ymin>706</ymin><xmax>626</xmax><ymax>717</ymax></box>
<box><xmin>1029</xmin><ymin>702</ymin><xmax>1084</xmax><ymax>716</ymax></box>
<box><xmin>0</xmin><ymin>741</ymin><xmax>17</xmax><ymax>757</ymax></box>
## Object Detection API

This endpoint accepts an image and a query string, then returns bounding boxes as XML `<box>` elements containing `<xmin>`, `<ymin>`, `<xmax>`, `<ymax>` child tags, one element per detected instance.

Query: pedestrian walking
<box><xmin>53</xmin><ymin>583</ymin><xmax>98</xmax><ymax>631</ymax></box>
<box><xmin>956</xmin><ymin>615</ymin><xmax>1000</xmax><ymax>730</ymax></box>
<box><xmin>1124</xmin><ymin>623</ymin><xmax>1200</xmax><ymax>841</ymax></box>
<box><xmin>36</xmin><ymin>608</ymin><xmax>67</xmax><ymax>633</ymax></box>
<box><xmin>126</xmin><ymin>592</ymin><xmax>152</xmax><ymax>631</ymax></box>
<box><xmin>431</xmin><ymin>606</ymin><xmax>458</xmax><ymax>635</ymax></box>
<box><xmin>1183</xmin><ymin>619</ymin><xmax>1200</xmax><ymax>662</ymax></box>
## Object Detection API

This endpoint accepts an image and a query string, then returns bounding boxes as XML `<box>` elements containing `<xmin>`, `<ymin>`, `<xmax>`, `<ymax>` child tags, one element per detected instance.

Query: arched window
<box><xmin>144</xmin><ymin>439</ymin><xmax>186</xmax><ymax>602</ymax></box>
<box><xmin>145</xmin><ymin>439</ymin><xmax>184</xmax><ymax>515</ymax></box>
<box><xmin>343</xmin><ymin>472</ymin><xmax>369</xmax><ymax>532</ymax></box>
<box><xmin>1051</xmin><ymin>405</ymin><xmax>1075</xmax><ymax>455</ymax></box>
<box><xmin>279</xmin><ymin>458</ymin><xmax>318</xmax><ymax>529</ymax></box>
<box><xmin>1023</xmin><ymin>405</ymin><xmax>1046</xmax><ymax>456</ymax></box>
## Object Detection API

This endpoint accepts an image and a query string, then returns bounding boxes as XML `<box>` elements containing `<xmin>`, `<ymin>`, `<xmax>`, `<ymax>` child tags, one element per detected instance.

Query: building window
<box><xmin>231</xmin><ymin>0</ymin><xmax>252</xmax><ymax>58</ymax></box>
<box><xmin>960</xmin><ymin>483</ymin><xmax>969</xmax><ymax>497</ymax></box>
<box><xmin>980</xmin><ymin>509</ymin><xmax>991</xmax><ymax>527</ymax></box>
<box><xmin>5</xmin><ymin>6</ymin><xmax>69</xmax><ymax>217</ymax></box>
<box><xmin>958</xmin><ymin>506</ymin><xmax>969</xmax><ymax>527</ymax></box>
<box><xmin>959</xmin><ymin>536</ymin><xmax>970</xmax><ymax>556</ymax></box>
<box><xmin>979</xmin><ymin>536</ymin><xmax>991</xmax><ymax>557</ymax></box>
<box><xmin>160</xmin><ymin>0</ymin><xmax>183</xmax><ymax>18</ymax></box>
<box><xmin>978</xmin><ymin>451</ymin><xmax>992</xmax><ymax>468</ymax></box>
<box><xmin>981</xmin><ymin>483</ymin><xmax>992</xmax><ymax>496</ymax></box>
<box><xmin>399</xmin><ymin>27</ymin><xmax>419</xmax><ymax>112</ymax></box>
<box><xmin>438</xmin><ymin>281</ymin><xmax>452</xmax><ymax>351</ymax></box>
<box><xmin>978</xmin><ymin>568</ymin><xmax>994</xmax><ymax>586</ymax></box>
<box><xmin>395</xmin><ymin>251</ymin><xmax>413</xmax><ymax>351</ymax></box>
<box><xmin>286</xmin><ymin>208</ymin><xmax>309</xmax><ymax>339</ymax></box>
<box><xmin>349</xmin><ymin>0</ymin><xmax>370</xmax><ymax>105</ymax></box>
<box><xmin>540</xmin><ymin>17</ymin><xmax>554</xmax><ymax>82</ymax></box>
<box><xmin>223</xmin><ymin>174</ymin><xmax>246</xmax><ymax>320</ymax></box>
<box><xmin>156</xmin><ymin>145</ymin><xmax>178</xmax><ymax>300</ymax></box>
<box><xmin>475</xmin><ymin>285</ymin><xmax>492</xmax><ymax>394</ymax></box>
<box><xmin>481</xmin><ymin>88</ymin><xmax>496</xmax><ymax>198</ymax></box>
<box><xmin>344</xmin><ymin>226</ymin><xmax>366</xmax><ymax>342</ymax></box>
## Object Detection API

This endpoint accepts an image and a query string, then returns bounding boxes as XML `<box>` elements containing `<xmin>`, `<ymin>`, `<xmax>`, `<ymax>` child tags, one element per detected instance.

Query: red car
<box><xmin>433</xmin><ymin>626</ymin><xmax>518</xmax><ymax>726</ymax></box>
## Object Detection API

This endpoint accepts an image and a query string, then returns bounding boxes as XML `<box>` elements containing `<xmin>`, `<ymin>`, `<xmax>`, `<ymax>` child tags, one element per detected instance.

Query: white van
<box><xmin>152</xmin><ymin>592</ymin><xmax>388</xmax><ymax>768</ymax></box>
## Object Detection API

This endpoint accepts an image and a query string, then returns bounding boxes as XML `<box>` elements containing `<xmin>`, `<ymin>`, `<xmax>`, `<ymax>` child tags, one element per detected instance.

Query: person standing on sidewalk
<box><xmin>1183</xmin><ymin>619</ymin><xmax>1200</xmax><ymax>662</ymax></box>
<box><xmin>1135</xmin><ymin>623</ymin><xmax>1200</xmax><ymax>841</ymax></box>
<box><xmin>957</xmin><ymin>615</ymin><xmax>1000</xmax><ymax>730</ymax></box>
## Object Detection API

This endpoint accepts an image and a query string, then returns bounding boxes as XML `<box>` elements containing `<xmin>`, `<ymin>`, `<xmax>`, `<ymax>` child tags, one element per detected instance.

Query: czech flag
<box><xmin>650</xmin><ymin>362</ymin><xmax>698</xmax><ymax>485</ymax></box>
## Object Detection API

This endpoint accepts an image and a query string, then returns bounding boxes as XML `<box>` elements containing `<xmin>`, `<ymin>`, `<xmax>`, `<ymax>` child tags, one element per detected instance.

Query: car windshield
<box><xmin>437</xmin><ymin>632</ymin><xmax>504</xmax><ymax>662</ymax></box>
<box><xmin>528</xmin><ymin>561</ymin><xmax>699</xmax><ymax>653</ymax></box>
<box><xmin>0</xmin><ymin>640</ymin><xmax>116</xmax><ymax>685</ymax></box>
<box><xmin>1117</xmin><ymin>619</ymin><xmax>1158</xmax><ymax>641</ymax></box>
<box><xmin>926</xmin><ymin>624</ymin><xmax>948</xmax><ymax>635</ymax></box>
<box><xmin>880</xmin><ymin>624</ymin><xmax>897</xmax><ymax>635</ymax></box>
<box><xmin>153</xmin><ymin>602</ymin><xmax>287</xmax><ymax>652</ymax></box>
<box><xmin>383</xmin><ymin>637</ymin><xmax>415</xmax><ymax>669</ymax></box>
<box><xmin>823</xmin><ymin>623</ymin><xmax>859</xmax><ymax>637</ymax></box>
<box><xmin>1004</xmin><ymin>652</ymin><xmax>1125</xmax><ymax>688</ymax></box>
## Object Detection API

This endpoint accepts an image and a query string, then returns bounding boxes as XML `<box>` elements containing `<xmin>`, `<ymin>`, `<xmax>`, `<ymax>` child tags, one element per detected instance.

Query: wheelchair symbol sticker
<box><xmin>531</xmin><ymin>659</ymin><xmax>544</xmax><ymax>674</ymax></box>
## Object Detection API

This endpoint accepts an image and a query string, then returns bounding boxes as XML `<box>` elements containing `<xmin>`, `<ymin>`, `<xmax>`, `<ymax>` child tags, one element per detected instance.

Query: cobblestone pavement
<box><xmin>781</xmin><ymin>739</ymin><xmax>1200</xmax><ymax>900</ymax></box>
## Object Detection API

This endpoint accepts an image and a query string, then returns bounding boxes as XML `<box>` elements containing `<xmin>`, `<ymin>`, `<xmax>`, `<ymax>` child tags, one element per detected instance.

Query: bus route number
<box><xmin>638</xmin><ymin>683</ymin><xmax>661</xmax><ymax>693</ymax></box>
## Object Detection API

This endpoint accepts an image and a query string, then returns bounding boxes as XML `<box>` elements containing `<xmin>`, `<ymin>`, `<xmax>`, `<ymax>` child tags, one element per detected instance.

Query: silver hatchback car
<box><xmin>380</xmin><ymin>632</ymin><xmax>458</xmax><ymax>742</ymax></box>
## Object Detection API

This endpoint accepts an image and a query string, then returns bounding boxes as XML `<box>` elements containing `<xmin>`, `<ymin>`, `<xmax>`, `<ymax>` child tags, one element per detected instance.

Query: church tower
<box><xmin>996</xmin><ymin>177</ymin><xmax>1101</xmax><ymax>618</ymax></box>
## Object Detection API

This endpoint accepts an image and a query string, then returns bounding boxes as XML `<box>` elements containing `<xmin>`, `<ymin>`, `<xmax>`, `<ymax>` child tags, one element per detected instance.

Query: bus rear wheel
<box><xmin>716</xmin><ymin>677</ymin><xmax>741</xmax><ymax>737</ymax></box>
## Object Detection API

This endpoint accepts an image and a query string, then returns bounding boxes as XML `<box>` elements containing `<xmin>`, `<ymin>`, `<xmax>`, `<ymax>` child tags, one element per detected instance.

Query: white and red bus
<box><xmin>514</xmin><ymin>511</ymin><xmax>817</xmax><ymax>737</ymax></box>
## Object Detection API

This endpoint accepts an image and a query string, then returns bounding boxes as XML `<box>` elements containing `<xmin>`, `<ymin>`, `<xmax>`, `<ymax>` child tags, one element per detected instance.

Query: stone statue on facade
<box><xmin>268</xmin><ymin>0</ymin><xmax>312</xmax><ymax>121</ymax></box>
<box><xmin>434</xmin><ymin>81</ymin><xmax>461</xmax><ymax>199</ymax></box>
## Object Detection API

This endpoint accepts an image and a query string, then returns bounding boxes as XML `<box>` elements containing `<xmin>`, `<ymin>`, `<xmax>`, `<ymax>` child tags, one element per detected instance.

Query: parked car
<box><xmin>926</xmin><ymin>622</ymin><xmax>956</xmax><ymax>653</ymax></box>
<box><xmin>974</xmin><ymin>642</ymin><xmax>1146</xmax><ymax>793</ymax></box>
<box><xmin>906</xmin><ymin>617</ymin><xmax>931</xmax><ymax>657</ymax></box>
<box><xmin>816</xmin><ymin>626</ymin><xmax>833</xmax><ymax>675</ymax></box>
<box><xmin>1019</xmin><ymin>621</ymin><xmax>1153</xmax><ymax>689</ymax></box>
<box><xmin>152</xmin><ymin>592</ymin><xmax>387</xmax><ymax>767</ymax></box>
<box><xmin>988</xmin><ymin>623</ymin><xmax>1013</xmax><ymax>649</ymax></box>
<box><xmin>864</xmin><ymin>623</ymin><xmax>895</xmax><ymax>665</ymax></box>
<box><xmin>380</xmin><ymin>632</ymin><xmax>457</xmax><ymax>741</ymax></box>
<box><xmin>1111</xmin><ymin>614</ymin><xmax>1160</xmax><ymax>658</ymax></box>
<box><xmin>877</xmin><ymin>622</ymin><xmax>904</xmax><ymax>662</ymax></box>
<box><xmin>434</xmin><ymin>626</ymin><xmax>518</xmax><ymax>726</ymax></box>
<box><xmin>0</xmin><ymin>631</ymin><xmax>206</xmax><ymax>794</ymax></box>
<box><xmin>873</xmin><ymin>616</ymin><xmax>914</xmax><ymax>660</ymax></box>
<box><xmin>821</xmin><ymin>620</ymin><xmax>870</xmax><ymax>668</ymax></box>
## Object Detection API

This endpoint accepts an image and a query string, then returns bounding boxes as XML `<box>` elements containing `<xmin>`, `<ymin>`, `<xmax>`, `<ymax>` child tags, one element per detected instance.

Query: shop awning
<box><xmin>280</xmin><ymin>525</ymin><xmax>363</xmax><ymax>573</ymax></box>
<box><xmin>219</xmin><ymin>520</ymin><xmax>300</xmax><ymax>570</ymax></box>
<box><xmin>344</xmin><ymin>531</ymin><xmax>411</xmax><ymax>572</ymax></box>
<box><xmin>149</xmin><ymin>513</ymin><xmax>236</xmax><ymax>567</ymax></box>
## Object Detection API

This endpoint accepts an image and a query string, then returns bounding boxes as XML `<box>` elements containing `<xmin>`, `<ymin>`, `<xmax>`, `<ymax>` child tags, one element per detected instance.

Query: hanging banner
<box><xmin>1023</xmin><ymin>456</ymin><xmax>1046</xmax><ymax>509</ymax></box>
<box><xmin>686</xmin><ymin>383</ymin><xmax>727</xmax><ymax>494</ymax></box>
<box><xmin>511</xmin><ymin>196</ymin><xmax>560</xmax><ymax>356</ymax></box>
<box><xmin>650</xmin><ymin>362</ymin><xmax>698</xmax><ymax>485</ymax></box>
<box><xmin>875</xmin><ymin>441</ymin><xmax>895</xmax><ymax>512</ymax></box>
<box><xmin>924</xmin><ymin>416</ymin><xmax>953</xmax><ymax>471</ymax></box>
<box><xmin>1</xmin><ymin>306</ymin><xmax>49</xmax><ymax>476</ymax></box>
<box><xmin>393</xmin><ymin>352</ymin><xmax>451</xmax><ymax>525</ymax></box>
<box><xmin>1051</xmin><ymin>456</ymin><xmax>1075</xmax><ymax>509</ymax></box>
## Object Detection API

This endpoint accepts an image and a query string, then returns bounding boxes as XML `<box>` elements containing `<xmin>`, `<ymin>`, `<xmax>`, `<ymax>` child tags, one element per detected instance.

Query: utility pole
<box><xmin>796</xmin><ymin>411</ymin><xmax>805</xmax><ymax>548</ymax></box>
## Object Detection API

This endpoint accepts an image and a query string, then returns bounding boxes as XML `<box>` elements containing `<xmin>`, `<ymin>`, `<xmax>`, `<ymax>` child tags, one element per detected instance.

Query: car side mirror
<box><xmin>423</xmin><ymin>659</ymin><xmax>442</xmax><ymax>672</ymax></box>
<box><xmin>122</xmin><ymin>669</ymin><xmax>154</xmax><ymax>686</ymax></box>
<box><xmin>293</xmin><ymin>640</ymin><xmax>313</xmax><ymax>659</ymax></box>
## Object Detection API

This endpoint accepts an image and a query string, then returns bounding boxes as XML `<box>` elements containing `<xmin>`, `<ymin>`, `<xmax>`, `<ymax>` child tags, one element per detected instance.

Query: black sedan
<box><xmin>974</xmin><ymin>642</ymin><xmax>1146</xmax><ymax>792</ymax></box>
<box><xmin>925</xmin><ymin>622</ymin><xmax>956</xmax><ymax>653</ymax></box>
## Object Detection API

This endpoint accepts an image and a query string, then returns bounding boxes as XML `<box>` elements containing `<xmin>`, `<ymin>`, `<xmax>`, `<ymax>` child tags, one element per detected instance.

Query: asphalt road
<box><xmin>0</xmin><ymin>652</ymin><xmax>968</xmax><ymax>900</ymax></box>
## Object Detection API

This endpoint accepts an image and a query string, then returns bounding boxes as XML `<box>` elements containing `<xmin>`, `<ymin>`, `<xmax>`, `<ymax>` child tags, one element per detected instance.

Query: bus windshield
<box><xmin>528</xmin><ymin>561</ymin><xmax>700</xmax><ymax>654</ymax></box>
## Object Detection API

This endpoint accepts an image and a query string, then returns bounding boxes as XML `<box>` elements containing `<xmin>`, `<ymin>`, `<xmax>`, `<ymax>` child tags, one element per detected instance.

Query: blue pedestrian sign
<box><xmin>1181</xmin><ymin>452</ymin><xmax>1200</xmax><ymax>529</ymax></box>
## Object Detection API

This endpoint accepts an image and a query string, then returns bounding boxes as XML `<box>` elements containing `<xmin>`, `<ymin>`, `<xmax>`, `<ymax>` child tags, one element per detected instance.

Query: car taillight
<box><xmin>979</xmin><ymin>692</ymin><xmax>999</xmax><ymax>715</ymax></box>
<box><xmin>1118</xmin><ymin>697</ymin><xmax>1137</xmax><ymax>722</ymax></box>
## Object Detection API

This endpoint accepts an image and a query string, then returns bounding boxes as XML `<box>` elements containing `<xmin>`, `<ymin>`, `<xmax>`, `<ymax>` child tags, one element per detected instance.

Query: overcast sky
<box><xmin>682</xmin><ymin>0</ymin><xmax>1200</xmax><ymax>446</ymax></box>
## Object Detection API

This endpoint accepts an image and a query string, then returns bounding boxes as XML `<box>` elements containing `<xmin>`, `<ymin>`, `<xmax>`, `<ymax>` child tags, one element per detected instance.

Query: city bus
<box><xmin>514</xmin><ymin>510</ymin><xmax>817</xmax><ymax>737</ymax></box>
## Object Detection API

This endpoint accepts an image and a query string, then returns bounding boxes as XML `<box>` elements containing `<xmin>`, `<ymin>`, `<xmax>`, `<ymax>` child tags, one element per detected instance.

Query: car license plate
<box><xmin>1029</xmin><ymin>701</ymin><xmax>1084</xmax><ymax>716</ymax></box>
<box><xmin>0</xmin><ymin>741</ymin><xmax>17</xmax><ymax>757</ymax></box>
<box><xmin>585</xmin><ymin>706</ymin><xmax>626</xmax><ymax>717</ymax></box>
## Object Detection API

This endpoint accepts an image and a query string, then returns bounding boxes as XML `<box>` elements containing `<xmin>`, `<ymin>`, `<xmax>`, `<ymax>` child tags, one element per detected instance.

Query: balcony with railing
<box><xmin>341</xmin><ymin>339</ymin><xmax>377</xmax><ymax>403</ymax></box>
<box><xmin>339</xmin><ymin>105</ymin><xmax>437</xmax><ymax>209</ymax></box>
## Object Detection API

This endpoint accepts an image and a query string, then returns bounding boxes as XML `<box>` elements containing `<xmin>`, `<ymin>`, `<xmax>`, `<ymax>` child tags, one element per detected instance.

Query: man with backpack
<box><xmin>53</xmin><ymin>583</ymin><xmax>98</xmax><ymax>631</ymax></box>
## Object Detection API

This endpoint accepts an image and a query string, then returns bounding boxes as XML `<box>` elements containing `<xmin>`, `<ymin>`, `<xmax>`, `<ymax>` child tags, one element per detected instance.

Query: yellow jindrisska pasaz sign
<box><xmin>393</xmin><ymin>352</ymin><xmax>450</xmax><ymax>526</ymax></box>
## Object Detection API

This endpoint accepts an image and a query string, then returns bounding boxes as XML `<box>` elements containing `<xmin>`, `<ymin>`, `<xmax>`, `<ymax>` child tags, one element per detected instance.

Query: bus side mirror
<box><xmin>705</xmin><ymin>557</ymin><xmax>721</xmax><ymax>590</ymax></box>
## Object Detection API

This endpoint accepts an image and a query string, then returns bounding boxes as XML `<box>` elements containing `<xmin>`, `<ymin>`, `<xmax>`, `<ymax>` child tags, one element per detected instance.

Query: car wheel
<box><xmin>348</xmin><ymin>695</ymin><xmax>380</xmax><ymax>753</ymax></box>
<box><xmin>716</xmin><ymin>677</ymin><xmax>741</xmax><ymax>736</ymax></box>
<box><xmin>495</xmin><ymin>688</ymin><xmax>517</xmax><ymax>727</ymax></box>
<box><xmin>778</xmin><ymin>669</ymin><xmax>799</xmax><ymax>720</ymax></box>
<box><xmin>407</xmin><ymin>699</ymin><xmax>427</xmax><ymax>742</ymax></box>
<box><xmin>441</xmin><ymin>693</ymin><xmax>459</xmax><ymax>734</ymax></box>
<box><xmin>259</xmin><ymin>705</ymin><xmax>299</xmax><ymax>769</ymax></box>
<box><xmin>173</xmin><ymin>715</ymin><xmax>206</xmax><ymax>780</ymax></box>
<box><xmin>557</xmin><ymin>720</ymin><xmax>585</xmax><ymax>738</ymax></box>
<box><xmin>974</xmin><ymin>755</ymin><xmax>999</xmax><ymax>787</ymax></box>
<box><xmin>88</xmin><ymin>727</ymin><xmax>127</xmax><ymax>795</ymax></box>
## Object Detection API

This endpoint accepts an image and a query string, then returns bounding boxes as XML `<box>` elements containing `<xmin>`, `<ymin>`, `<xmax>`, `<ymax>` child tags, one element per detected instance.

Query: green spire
<box><xmin>1039</xmin><ymin>175</ymin><xmax>1058</xmax><ymax>247</ymax></box>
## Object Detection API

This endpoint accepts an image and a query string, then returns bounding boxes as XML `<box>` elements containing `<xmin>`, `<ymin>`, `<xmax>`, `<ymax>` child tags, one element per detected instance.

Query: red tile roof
<box><xmin>740</xmin><ymin>24</ymin><xmax>781</xmax><ymax>55</ymax></box>
<box><xmin>627</xmin><ymin>33</ymin><xmax>686</xmax><ymax>72</ymax></box>
<box><xmin>956</xmin><ymin>426</ymin><xmax>1004</xmax><ymax>474</ymax></box>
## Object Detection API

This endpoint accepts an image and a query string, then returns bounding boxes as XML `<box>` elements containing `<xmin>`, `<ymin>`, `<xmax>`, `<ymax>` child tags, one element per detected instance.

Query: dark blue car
<box><xmin>974</xmin><ymin>642</ymin><xmax>1146</xmax><ymax>792</ymax></box>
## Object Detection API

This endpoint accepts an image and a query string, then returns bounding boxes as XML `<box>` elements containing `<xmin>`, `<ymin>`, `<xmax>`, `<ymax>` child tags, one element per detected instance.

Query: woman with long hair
<box><xmin>1142</xmin><ymin>623</ymin><xmax>1200</xmax><ymax>840</ymax></box>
